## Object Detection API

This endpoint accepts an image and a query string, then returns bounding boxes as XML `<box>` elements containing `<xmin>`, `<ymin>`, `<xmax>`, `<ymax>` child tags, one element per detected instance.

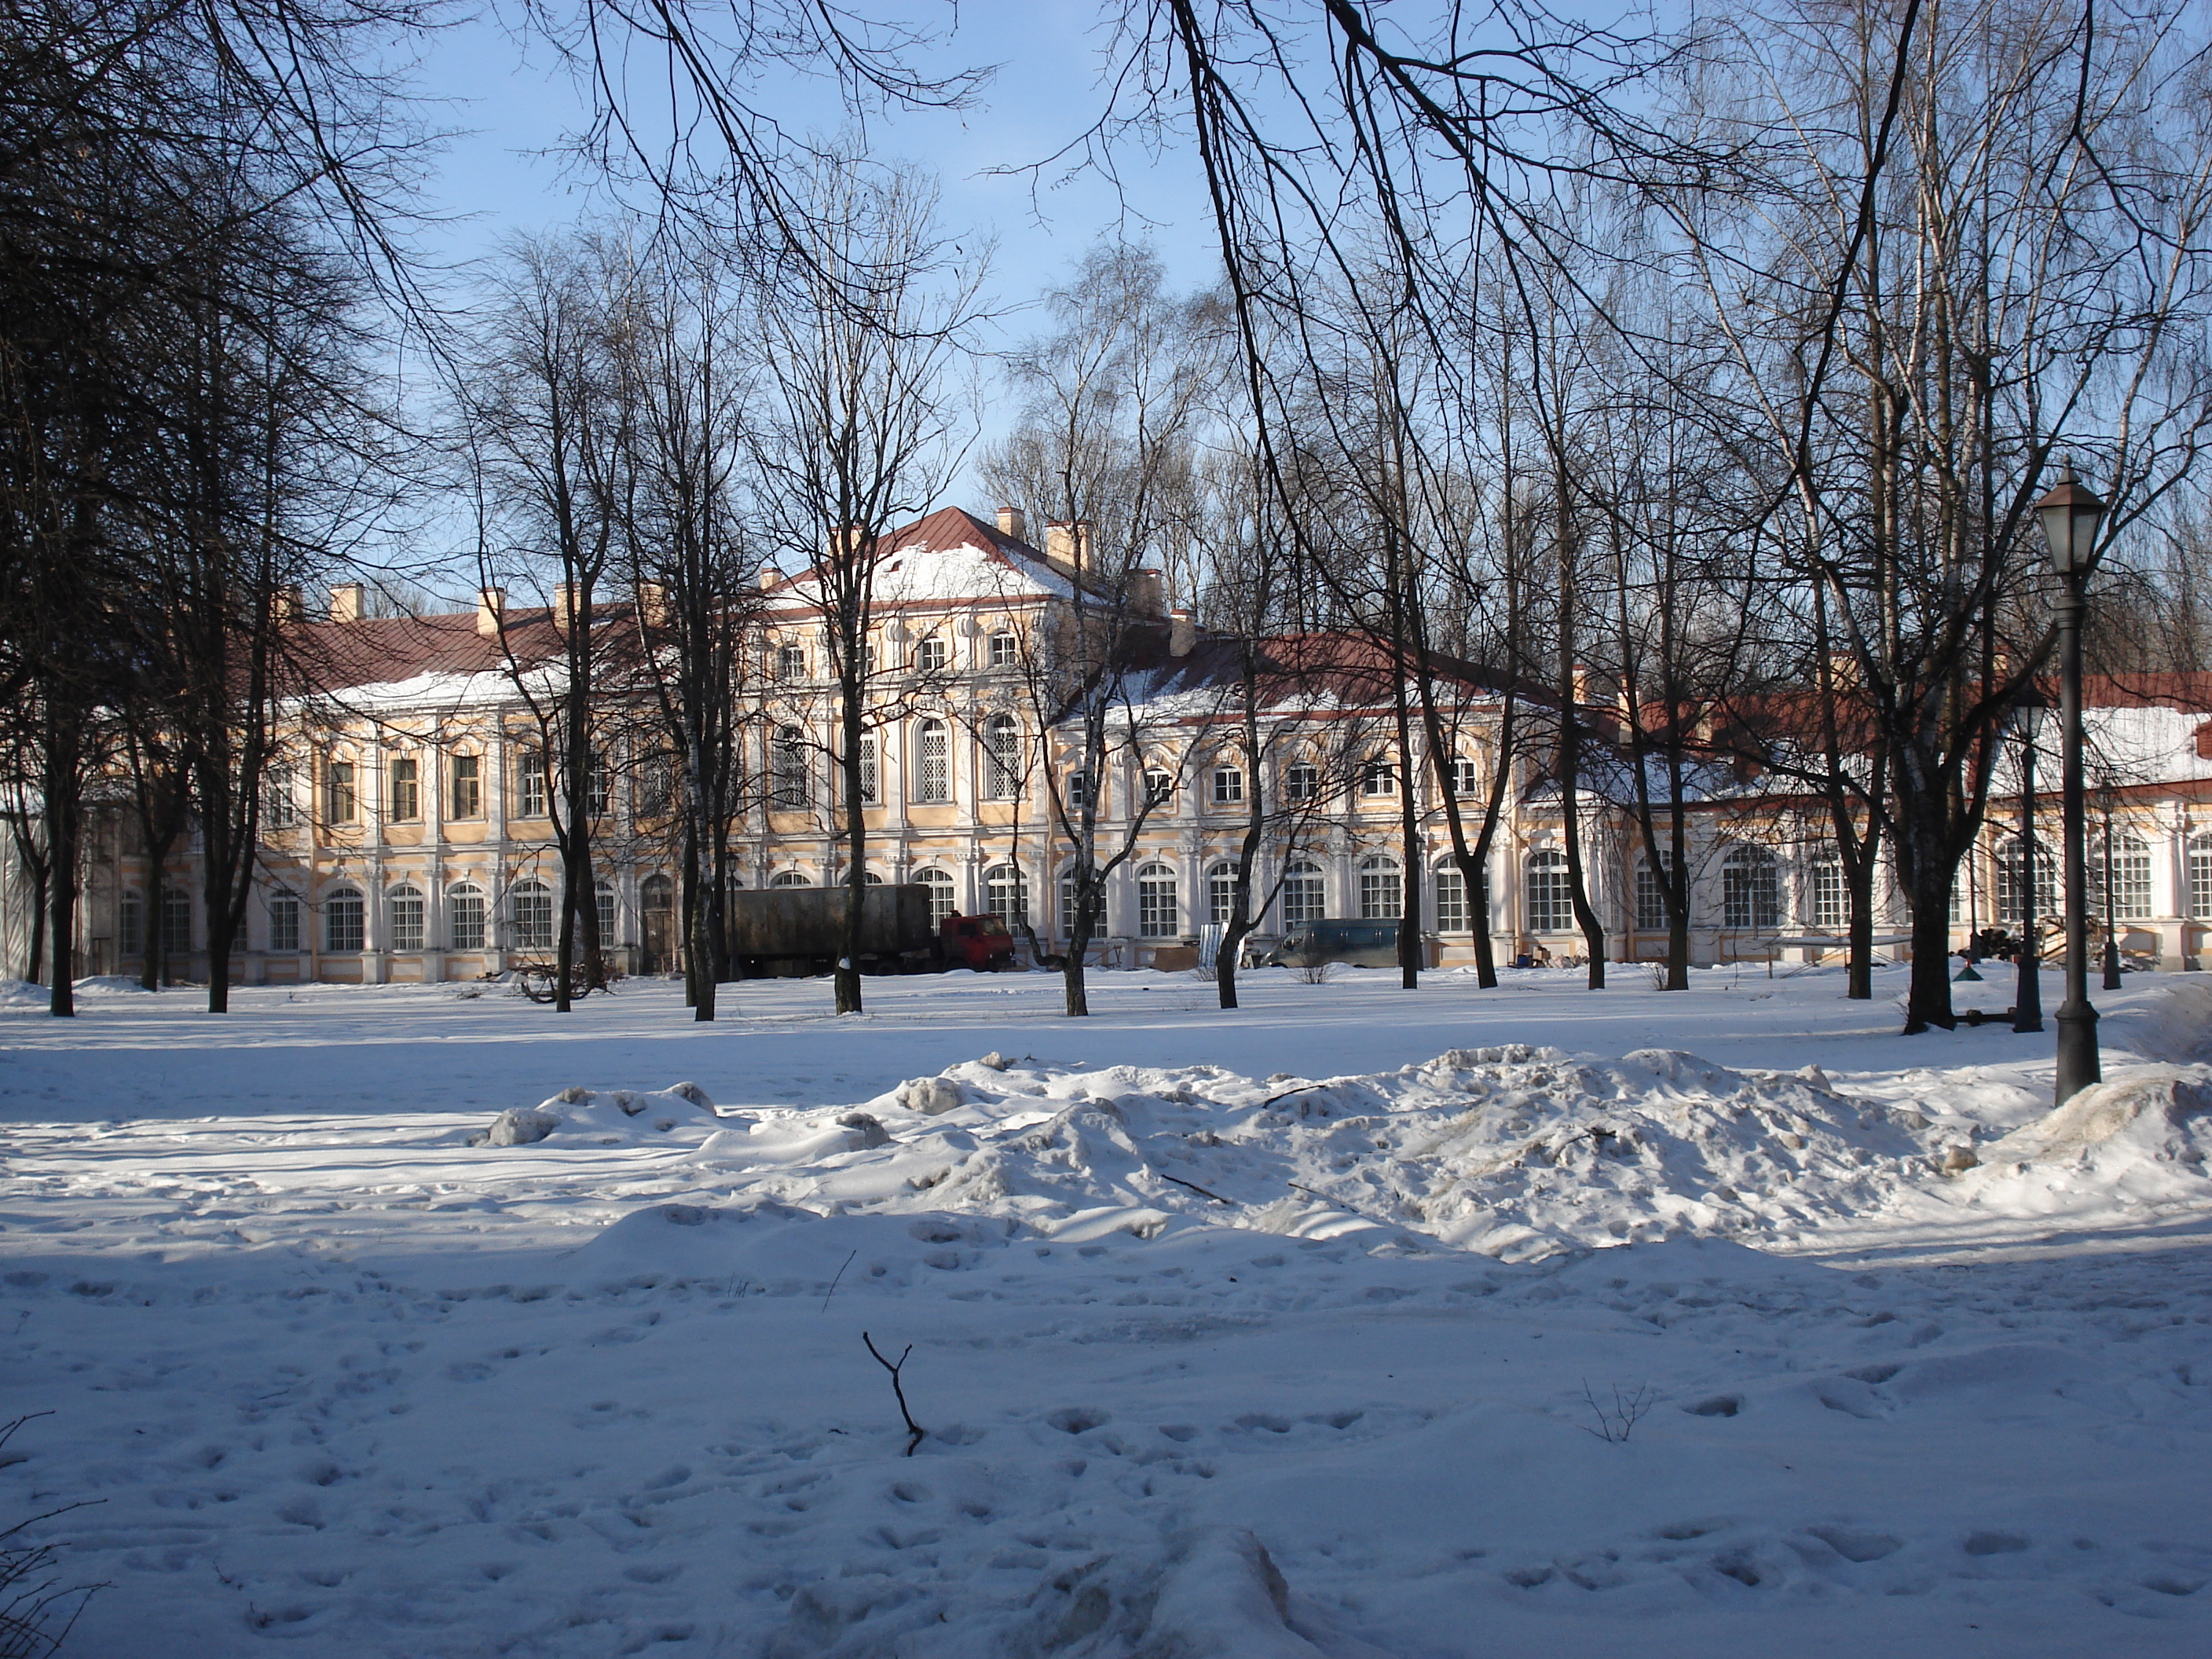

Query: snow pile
<box><xmin>466</xmin><ymin>1081</ymin><xmax>717</xmax><ymax>1148</ymax></box>
<box><xmin>662</xmin><ymin>1046</ymin><xmax>1955</xmax><ymax>1262</ymax></box>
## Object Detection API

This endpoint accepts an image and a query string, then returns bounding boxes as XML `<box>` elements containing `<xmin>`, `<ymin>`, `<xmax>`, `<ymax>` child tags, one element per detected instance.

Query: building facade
<box><xmin>52</xmin><ymin>507</ymin><xmax>2212</xmax><ymax>985</ymax></box>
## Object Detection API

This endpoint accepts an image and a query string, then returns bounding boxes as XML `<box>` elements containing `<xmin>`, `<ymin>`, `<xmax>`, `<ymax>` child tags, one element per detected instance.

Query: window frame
<box><xmin>1136</xmin><ymin>862</ymin><xmax>1180</xmax><ymax>938</ymax></box>
<box><xmin>388</xmin><ymin>755</ymin><xmax>420</xmax><ymax>822</ymax></box>
<box><xmin>914</xmin><ymin>719</ymin><xmax>951</xmax><ymax>804</ymax></box>
<box><xmin>449</xmin><ymin>752</ymin><xmax>485</xmax><ymax>821</ymax></box>
<box><xmin>1212</xmin><ymin>766</ymin><xmax>1244</xmax><ymax>806</ymax></box>
<box><xmin>324</xmin><ymin>885</ymin><xmax>365</xmax><ymax>953</ymax></box>
<box><xmin>388</xmin><ymin>884</ymin><xmax>426</xmax><ymax>952</ymax></box>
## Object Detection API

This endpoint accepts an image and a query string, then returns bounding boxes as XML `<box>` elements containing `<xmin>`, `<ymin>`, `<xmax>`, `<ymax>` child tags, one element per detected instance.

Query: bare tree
<box><xmin>745</xmin><ymin>158</ymin><xmax>983</xmax><ymax>1016</ymax></box>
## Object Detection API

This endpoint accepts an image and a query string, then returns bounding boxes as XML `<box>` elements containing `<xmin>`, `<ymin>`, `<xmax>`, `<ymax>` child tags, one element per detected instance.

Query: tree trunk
<box><xmin>42</xmin><ymin>714</ymin><xmax>79</xmax><ymax>1017</ymax></box>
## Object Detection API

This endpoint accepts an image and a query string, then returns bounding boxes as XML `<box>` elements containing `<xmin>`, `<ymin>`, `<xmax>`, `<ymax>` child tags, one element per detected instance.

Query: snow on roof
<box><xmin>764</xmin><ymin>507</ymin><xmax>1075</xmax><ymax>613</ymax></box>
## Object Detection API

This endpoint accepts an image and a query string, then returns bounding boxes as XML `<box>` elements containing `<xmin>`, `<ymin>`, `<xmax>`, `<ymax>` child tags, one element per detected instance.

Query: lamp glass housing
<box><xmin>2036</xmin><ymin>472</ymin><xmax>2107</xmax><ymax>577</ymax></box>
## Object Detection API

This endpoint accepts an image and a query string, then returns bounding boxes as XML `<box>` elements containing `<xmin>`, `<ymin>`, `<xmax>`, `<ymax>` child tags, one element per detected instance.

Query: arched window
<box><xmin>1722</xmin><ymin>844</ymin><xmax>1779</xmax><ymax>929</ymax></box>
<box><xmin>2101</xmin><ymin>833</ymin><xmax>2153</xmax><ymax>920</ymax></box>
<box><xmin>1281</xmin><ymin>860</ymin><xmax>1325</xmax><ymax>926</ymax></box>
<box><xmin>983</xmin><ymin>714</ymin><xmax>1020</xmax><ymax>800</ymax></box>
<box><xmin>1525</xmin><ymin>850</ymin><xmax>1572</xmax><ymax>934</ymax></box>
<box><xmin>639</xmin><ymin>874</ymin><xmax>676</xmax><ymax>973</ymax></box>
<box><xmin>266</xmin><ymin>890</ymin><xmax>302</xmax><ymax>954</ymax></box>
<box><xmin>914</xmin><ymin>720</ymin><xmax>950</xmax><ymax>803</ymax></box>
<box><xmin>768</xmin><ymin>870</ymin><xmax>813</xmax><ymax>888</ymax></box>
<box><xmin>1434</xmin><ymin>865</ymin><xmax>1468</xmax><ymax>933</ymax></box>
<box><xmin>1635</xmin><ymin>858</ymin><xmax>1671</xmax><ymax>932</ymax></box>
<box><xmin>853</xmin><ymin>730</ymin><xmax>879</xmax><ymax>804</ymax></box>
<box><xmin>1058</xmin><ymin>868</ymin><xmax>1104</xmax><ymax>936</ymax></box>
<box><xmin>985</xmin><ymin>864</ymin><xmax>1028</xmax><ymax>925</ymax></box>
<box><xmin>448</xmin><ymin>885</ymin><xmax>486</xmax><ymax>951</ymax></box>
<box><xmin>1137</xmin><ymin>862</ymin><xmax>1179</xmax><ymax>938</ymax></box>
<box><xmin>388</xmin><ymin>884</ymin><xmax>426</xmax><ymax>953</ymax></box>
<box><xmin>1994</xmin><ymin>838</ymin><xmax>2057</xmax><ymax>925</ymax></box>
<box><xmin>2192</xmin><ymin>833</ymin><xmax>2212</xmax><ymax>918</ymax></box>
<box><xmin>324</xmin><ymin>885</ymin><xmax>365</xmax><ymax>953</ymax></box>
<box><xmin>915</xmin><ymin>868</ymin><xmax>956</xmax><ymax>924</ymax></box>
<box><xmin>772</xmin><ymin>727</ymin><xmax>809</xmax><ymax>808</ymax></box>
<box><xmin>1357</xmin><ymin>854</ymin><xmax>1402</xmax><ymax>919</ymax></box>
<box><xmin>1207</xmin><ymin>862</ymin><xmax>1239</xmax><ymax>924</ymax></box>
<box><xmin>159</xmin><ymin>888</ymin><xmax>192</xmax><ymax>956</ymax></box>
<box><xmin>1807</xmin><ymin>857</ymin><xmax>1847</xmax><ymax>931</ymax></box>
<box><xmin>509</xmin><ymin>881</ymin><xmax>553</xmax><ymax>951</ymax></box>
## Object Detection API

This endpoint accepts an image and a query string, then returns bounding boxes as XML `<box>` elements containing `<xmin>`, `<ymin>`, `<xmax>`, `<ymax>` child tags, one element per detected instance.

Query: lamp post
<box><xmin>2036</xmin><ymin>467</ymin><xmax>2106</xmax><ymax>1106</ymax></box>
<box><xmin>2012</xmin><ymin>697</ymin><xmax>2045</xmax><ymax>1034</ymax></box>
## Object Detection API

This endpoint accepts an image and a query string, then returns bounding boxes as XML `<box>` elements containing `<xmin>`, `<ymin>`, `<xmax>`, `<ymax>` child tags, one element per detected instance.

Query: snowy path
<box><xmin>2</xmin><ymin>964</ymin><xmax>2210</xmax><ymax>1656</ymax></box>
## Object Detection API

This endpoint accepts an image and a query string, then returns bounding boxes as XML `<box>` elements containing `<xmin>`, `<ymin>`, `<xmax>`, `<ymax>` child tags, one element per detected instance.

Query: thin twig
<box><xmin>819</xmin><ymin>1249</ymin><xmax>859</xmax><ymax>1313</ymax></box>
<box><xmin>861</xmin><ymin>1332</ymin><xmax>925</xmax><ymax>1456</ymax></box>
<box><xmin>1157</xmin><ymin>1172</ymin><xmax>1233</xmax><ymax>1205</ymax></box>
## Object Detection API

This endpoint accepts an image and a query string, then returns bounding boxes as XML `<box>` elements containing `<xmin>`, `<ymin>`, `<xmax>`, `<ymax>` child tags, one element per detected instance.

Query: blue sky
<box><xmin>408</xmin><ymin>1</ymin><xmax>1223</xmax><ymax>344</ymax></box>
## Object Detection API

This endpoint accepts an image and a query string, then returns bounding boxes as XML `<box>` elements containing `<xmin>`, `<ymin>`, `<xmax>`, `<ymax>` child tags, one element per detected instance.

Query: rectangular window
<box><xmin>1360</xmin><ymin>759</ymin><xmax>1396</xmax><ymax>797</ymax></box>
<box><xmin>1066</xmin><ymin>772</ymin><xmax>1092</xmax><ymax>811</ymax></box>
<box><xmin>263</xmin><ymin>767</ymin><xmax>298</xmax><ymax>830</ymax></box>
<box><xmin>1144</xmin><ymin>770</ymin><xmax>1175</xmax><ymax>808</ymax></box>
<box><xmin>1526</xmin><ymin>855</ymin><xmax>1573</xmax><ymax>933</ymax></box>
<box><xmin>452</xmin><ymin>753</ymin><xmax>484</xmax><ymax>819</ymax></box>
<box><xmin>1635</xmin><ymin>860</ymin><xmax>1671</xmax><ymax>932</ymax></box>
<box><xmin>1284</xmin><ymin>764</ymin><xmax>1320</xmax><ymax>803</ymax></box>
<box><xmin>511</xmin><ymin>886</ymin><xmax>553</xmax><ymax>950</ymax></box>
<box><xmin>512</xmin><ymin>750</ymin><xmax>544</xmax><ymax>818</ymax></box>
<box><xmin>2192</xmin><ymin>838</ymin><xmax>2212</xmax><ymax>917</ymax></box>
<box><xmin>324</xmin><ymin>759</ymin><xmax>357</xmax><ymax>823</ymax></box>
<box><xmin>1212</xmin><ymin>767</ymin><xmax>1243</xmax><ymax>805</ymax></box>
<box><xmin>989</xmin><ymin>632</ymin><xmax>1019</xmax><ymax>668</ymax></box>
<box><xmin>119</xmin><ymin>893</ymin><xmax>144</xmax><ymax>957</ymax></box>
<box><xmin>914</xmin><ymin>637</ymin><xmax>948</xmax><ymax>672</ymax></box>
<box><xmin>1452</xmin><ymin>758</ymin><xmax>1480</xmax><ymax>797</ymax></box>
<box><xmin>587</xmin><ymin>751</ymin><xmax>612</xmax><ymax>817</ymax></box>
<box><xmin>778</xmin><ymin>643</ymin><xmax>807</xmax><ymax>680</ymax></box>
<box><xmin>267</xmin><ymin>892</ymin><xmax>300</xmax><ymax>953</ymax></box>
<box><xmin>595</xmin><ymin>884</ymin><xmax>616</xmax><ymax>943</ymax></box>
<box><xmin>389</xmin><ymin>756</ymin><xmax>419</xmax><ymax>822</ymax></box>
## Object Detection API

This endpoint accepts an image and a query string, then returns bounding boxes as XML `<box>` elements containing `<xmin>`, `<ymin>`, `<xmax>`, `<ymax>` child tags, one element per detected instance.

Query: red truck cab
<box><xmin>940</xmin><ymin>913</ymin><xmax>1018</xmax><ymax>971</ymax></box>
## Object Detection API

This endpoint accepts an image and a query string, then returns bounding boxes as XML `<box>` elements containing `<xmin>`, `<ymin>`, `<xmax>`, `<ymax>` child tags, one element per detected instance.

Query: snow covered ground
<box><xmin>2</xmin><ymin>961</ymin><xmax>2210</xmax><ymax>1657</ymax></box>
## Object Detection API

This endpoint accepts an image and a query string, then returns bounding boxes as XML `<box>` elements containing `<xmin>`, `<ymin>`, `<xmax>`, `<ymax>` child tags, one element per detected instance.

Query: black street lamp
<box><xmin>2012</xmin><ymin>696</ymin><xmax>2045</xmax><ymax>1035</ymax></box>
<box><xmin>2036</xmin><ymin>467</ymin><xmax>2107</xmax><ymax>1106</ymax></box>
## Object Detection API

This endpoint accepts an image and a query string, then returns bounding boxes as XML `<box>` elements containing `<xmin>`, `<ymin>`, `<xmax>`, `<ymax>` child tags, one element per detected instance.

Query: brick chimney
<box><xmin>1045</xmin><ymin>521</ymin><xmax>1090</xmax><ymax>577</ymax></box>
<box><xmin>327</xmin><ymin>583</ymin><xmax>364</xmax><ymax>623</ymax></box>
<box><xmin>2196</xmin><ymin>720</ymin><xmax>2212</xmax><ymax>761</ymax></box>
<box><xmin>555</xmin><ymin>582</ymin><xmax>588</xmax><ymax>627</ymax></box>
<box><xmin>1168</xmin><ymin>606</ymin><xmax>1196</xmax><ymax>657</ymax></box>
<box><xmin>476</xmin><ymin>587</ymin><xmax>505</xmax><ymax>637</ymax></box>
<box><xmin>1127</xmin><ymin>568</ymin><xmax>1166</xmax><ymax>617</ymax></box>
<box><xmin>637</xmin><ymin>580</ymin><xmax>671</xmax><ymax>627</ymax></box>
<box><xmin>997</xmin><ymin>506</ymin><xmax>1027</xmax><ymax>541</ymax></box>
